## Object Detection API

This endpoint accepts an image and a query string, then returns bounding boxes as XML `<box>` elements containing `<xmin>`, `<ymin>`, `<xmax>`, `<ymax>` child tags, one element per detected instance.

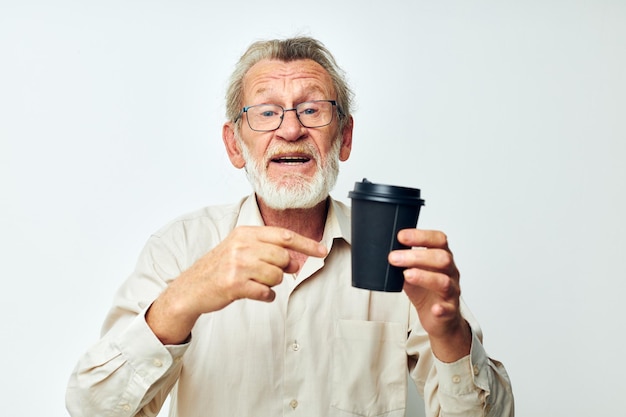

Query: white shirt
<box><xmin>66</xmin><ymin>195</ymin><xmax>514</xmax><ymax>417</ymax></box>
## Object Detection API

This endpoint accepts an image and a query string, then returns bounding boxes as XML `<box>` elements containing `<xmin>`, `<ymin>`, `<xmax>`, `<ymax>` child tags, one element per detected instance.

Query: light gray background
<box><xmin>2</xmin><ymin>1</ymin><xmax>624</xmax><ymax>416</ymax></box>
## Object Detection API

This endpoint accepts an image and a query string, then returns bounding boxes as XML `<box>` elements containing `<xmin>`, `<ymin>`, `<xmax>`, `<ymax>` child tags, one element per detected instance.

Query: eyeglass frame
<box><xmin>234</xmin><ymin>100</ymin><xmax>339</xmax><ymax>132</ymax></box>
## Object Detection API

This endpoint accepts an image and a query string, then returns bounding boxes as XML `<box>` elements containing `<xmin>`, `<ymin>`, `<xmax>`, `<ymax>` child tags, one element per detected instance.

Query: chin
<box><xmin>258</xmin><ymin>189</ymin><xmax>328</xmax><ymax>210</ymax></box>
<box><xmin>256</xmin><ymin>177</ymin><xmax>330</xmax><ymax>210</ymax></box>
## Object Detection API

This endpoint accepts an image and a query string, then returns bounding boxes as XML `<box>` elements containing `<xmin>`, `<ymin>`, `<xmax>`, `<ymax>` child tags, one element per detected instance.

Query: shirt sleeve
<box><xmin>66</xmin><ymin>231</ymin><xmax>191</xmax><ymax>417</ymax></box>
<box><xmin>408</xmin><ymin>300</ymin><xmax>515</xmax><ymax>417</ymax></box>
<box><xmin>66</xmin><ymin>310</ymin><xmax>189</xmax><ymax>417</ymax></box>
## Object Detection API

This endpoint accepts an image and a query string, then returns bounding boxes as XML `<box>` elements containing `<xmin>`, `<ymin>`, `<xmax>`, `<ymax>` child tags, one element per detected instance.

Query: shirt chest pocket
<box><xmin>330</xmin><ymin>319</ymin><xmax>407</xmax><ymax>417</ymax></box>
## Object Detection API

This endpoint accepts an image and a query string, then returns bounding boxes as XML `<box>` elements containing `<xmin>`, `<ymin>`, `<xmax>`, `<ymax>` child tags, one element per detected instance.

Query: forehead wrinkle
<box><xmin>243</xmin><ymin>60</ymin><xmax>335</xmax><ymax>104</ymax></box>
<box><xmin>251</xmin><ymin>83</ymin><xmax>327</xmax><ymax>101</ymax></box>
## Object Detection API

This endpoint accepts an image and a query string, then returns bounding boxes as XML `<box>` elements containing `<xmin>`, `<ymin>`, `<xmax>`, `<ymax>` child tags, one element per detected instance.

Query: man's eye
<box><xmin>259</xmin><ymin>110</ymin><xmax>278</xmax><ymax>117</ymax></box>
<box><xmin>300</xmin><ymin>107</ymin><xmax>318</xmax><ymax>115</ymax></box>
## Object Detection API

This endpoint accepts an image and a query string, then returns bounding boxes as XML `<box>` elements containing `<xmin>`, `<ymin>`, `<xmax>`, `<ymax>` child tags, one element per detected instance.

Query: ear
<box><xmin>339</xmin><ymin>116</ymin><xmax>354</xmax><ymax>161</ymax></box>
<box><xmin>222</xmin><ymin>122</ymin><xmax>246</xmax><ymax>169</ymax></box>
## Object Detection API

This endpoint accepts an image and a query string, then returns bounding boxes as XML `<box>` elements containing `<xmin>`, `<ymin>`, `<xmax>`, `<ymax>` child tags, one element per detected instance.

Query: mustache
<box><xmin>264</xmin><ymin>141</ymin><xmax>321</xmax><ymax>163</ymax></box>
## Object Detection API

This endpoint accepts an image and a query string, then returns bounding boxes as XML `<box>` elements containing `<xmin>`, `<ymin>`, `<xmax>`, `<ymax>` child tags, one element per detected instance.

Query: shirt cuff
<box><xmin>433</xmin><ymin>329</ymin><xmax>490</xmax><ymax>396</ymax></box>
<box><xmin>114</xmin><ymin>308</ymin><xmax>189</xmax><ymax>385</ymax></box>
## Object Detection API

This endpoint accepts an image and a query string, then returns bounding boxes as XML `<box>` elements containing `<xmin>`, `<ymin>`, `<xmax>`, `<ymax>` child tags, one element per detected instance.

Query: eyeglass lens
<box><xmin>245</xmin><ymin>101</ymin><xmax>334</xmax><ymax>131</ymax></box>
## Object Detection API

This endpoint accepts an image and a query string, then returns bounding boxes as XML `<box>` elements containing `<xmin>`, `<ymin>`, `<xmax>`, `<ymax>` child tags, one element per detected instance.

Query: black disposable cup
<box><xmin>348</xmin><ymin>179</ymin><xmax>425</xmax><ymax>292</ymax></box>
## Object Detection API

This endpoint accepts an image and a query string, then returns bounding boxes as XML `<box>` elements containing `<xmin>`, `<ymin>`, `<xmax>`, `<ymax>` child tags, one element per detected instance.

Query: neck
<box><xmin>256</xmin><ymin>196</ymin><xmax>328</xmax><ymax>242</ymax></box>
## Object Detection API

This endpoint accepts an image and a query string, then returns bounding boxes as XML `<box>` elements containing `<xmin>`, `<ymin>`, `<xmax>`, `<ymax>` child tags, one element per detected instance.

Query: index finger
<box><xmin>256</xmin><ymin>226</ymin><xmax>328</xmax><ymax>258</ymax></box>
<box><xmin>397</xmin><ymin>229</ymin><xmax>450</xmax><ymax>249</ymax></box>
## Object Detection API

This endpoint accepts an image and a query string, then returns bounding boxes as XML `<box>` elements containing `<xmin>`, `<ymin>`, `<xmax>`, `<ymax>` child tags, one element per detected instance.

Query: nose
<box><xmin>275</xmin><ymin>108</ymin><xmax>306</xmax><ymax>141</ymax></box>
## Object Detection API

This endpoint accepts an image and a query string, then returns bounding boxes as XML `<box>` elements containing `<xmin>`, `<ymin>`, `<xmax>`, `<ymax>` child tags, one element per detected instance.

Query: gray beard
<box><xmin>238</xmin><ymin>137</ymin><xmax>341</xmax><ymax>210</ymax></box>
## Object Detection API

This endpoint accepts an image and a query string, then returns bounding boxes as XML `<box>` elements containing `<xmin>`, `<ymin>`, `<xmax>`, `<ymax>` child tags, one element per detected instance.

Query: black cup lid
<box><xmin>348</xmin><ymin>178</ymin><xmax>425</xmax><ymax>206</ymax></box>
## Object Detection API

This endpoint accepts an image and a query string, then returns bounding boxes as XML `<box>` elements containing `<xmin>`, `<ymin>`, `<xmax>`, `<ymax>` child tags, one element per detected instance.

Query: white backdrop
<box><xmin>2</xmin><ymin>1</ymin><xmax>625</xmax><ymax>416</ymax></box>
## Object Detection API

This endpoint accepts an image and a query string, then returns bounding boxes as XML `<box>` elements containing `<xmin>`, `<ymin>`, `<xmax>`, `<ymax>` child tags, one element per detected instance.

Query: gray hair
<box><xmin>226</xmin><ymin>36</ymin><xmax>353</xmax><ymax>131</ymax></box>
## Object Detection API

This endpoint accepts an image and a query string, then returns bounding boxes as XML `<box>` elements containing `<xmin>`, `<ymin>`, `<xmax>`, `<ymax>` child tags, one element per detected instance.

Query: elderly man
<box><xmin>67</xmin><ymin>36</ymin><xmax>513</xmax><ymax>417</ymax></box>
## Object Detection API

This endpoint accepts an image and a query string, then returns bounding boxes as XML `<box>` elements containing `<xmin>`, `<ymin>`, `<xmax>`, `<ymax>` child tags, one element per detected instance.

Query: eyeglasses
<box><xmin>236</xmin><ymin>100</ymin><xmax>338</xmax><ymax>132</ymax></box>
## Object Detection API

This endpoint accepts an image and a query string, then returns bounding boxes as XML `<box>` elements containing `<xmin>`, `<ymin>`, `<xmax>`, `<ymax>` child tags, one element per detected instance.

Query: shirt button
<box><xmin>291</xmin><ymin>342</ymin><xmax>300</xmax><ymax>351</ymax></box>
<box><xmin>121</xmin><ymin>403</ymin><xmax>131</xmax><ymax>411</ymax></box>
<box><xmin>153</xmin><ymin>358</ymin><xmax>163</xmax><ymax>367</ymax></box>
<box><xmin>290</xmin><ymin>399</ymin><xmax>299</xmax><ymax>409</ymax></box>
<box><xmin>452</xmin><ymin>375</ymin><xmax>461</xmax><ymax>384</ymax></box>
<box><xmin>473</xmin><ymin>364</ymin><xmax>480</xmax><ymax>376</ymax></box>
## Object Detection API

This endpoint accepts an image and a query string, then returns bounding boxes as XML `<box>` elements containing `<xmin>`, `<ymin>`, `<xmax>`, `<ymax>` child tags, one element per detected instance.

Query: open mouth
<box><xmin>270</xmin><ymin>155</ymin><xmax>312</xmax><ymax>165</ymax></box>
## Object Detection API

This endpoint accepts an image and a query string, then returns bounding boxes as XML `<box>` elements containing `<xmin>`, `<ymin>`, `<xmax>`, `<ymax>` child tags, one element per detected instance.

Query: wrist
<box><xmin>429</xmin><ymin>319</ymin><xmax>472</xmax><ymax>363</ymax></box>
<box><xmin>146</xmin><ymin>291</ymin><xmax>198</xmax><ymax>345</ymax></box>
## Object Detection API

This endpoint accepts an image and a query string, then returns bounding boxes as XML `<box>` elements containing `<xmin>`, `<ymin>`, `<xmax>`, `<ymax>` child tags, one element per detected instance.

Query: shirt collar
<box><xmin>235</xmin><ymin>194</ymin><xmax>266</xmax><ymax>227</ymax></box>
<box><xmin>325</xmin><ymin>197</ymin><xmax>351</xmax><ymax>245</ymax></box>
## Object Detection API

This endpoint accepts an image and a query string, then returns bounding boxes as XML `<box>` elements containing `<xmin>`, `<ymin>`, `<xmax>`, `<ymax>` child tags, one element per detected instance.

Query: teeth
<box><xmin>275</xmin><ymin>157</ymin><xmax>309</xmax><ymax>163</ymax></box>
